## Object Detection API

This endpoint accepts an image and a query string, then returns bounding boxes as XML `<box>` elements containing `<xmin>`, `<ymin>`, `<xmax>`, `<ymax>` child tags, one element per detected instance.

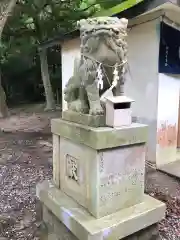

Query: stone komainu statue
<box><xmin>64</xmin><ymin>17</ymin><xmax>128</xmax><ymax>115</ymax></box>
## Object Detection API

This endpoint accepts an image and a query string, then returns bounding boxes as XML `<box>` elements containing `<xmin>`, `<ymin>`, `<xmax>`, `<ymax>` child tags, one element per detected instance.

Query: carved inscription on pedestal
<box><xmin>99</xmin><ymin>152</ymin><xmax>104</xmax><ymax>173</ymax></box>
<box><xmin>66</xmin><ymin>154</ymin><xmax>79</xmax><ymax>183</ymax></box>
<box><xmin>99</xmin><ymin>146</ymin><xmax>145</xmax><ymax>209</ymax></box>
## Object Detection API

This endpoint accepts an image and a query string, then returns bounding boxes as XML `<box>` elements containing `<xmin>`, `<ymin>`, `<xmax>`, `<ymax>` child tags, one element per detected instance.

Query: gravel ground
<box><xmin>146</xmin><ymin>167</ymin><xmax>180</xmax><ymax>240</ymax></box>
<box><xmin>0</xmin><ymin>104</ymin><xmax>180</xmax><ymax>239</ymax></box>
<box><xmin>0</xmin><ymin>105</ymin><xmax>59</xmax><ymax>239</ymax></box>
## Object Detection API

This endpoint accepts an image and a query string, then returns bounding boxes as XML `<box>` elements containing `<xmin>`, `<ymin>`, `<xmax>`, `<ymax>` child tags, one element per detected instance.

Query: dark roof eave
<box><xmin>38</xmin><ymin>29</ymin><xmax>79</xmax><ymax>51</ymax></box>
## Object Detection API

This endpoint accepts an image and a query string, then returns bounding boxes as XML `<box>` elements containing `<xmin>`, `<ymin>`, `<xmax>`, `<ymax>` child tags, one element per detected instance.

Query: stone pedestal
<box><xmin>42</xmin><ymin>203</ymin><xmax>161</xmax><ymax>240</ymax></box>
<box><xmin>37</xmin><ymin>119</ymin><xmax>166</xmax><ymax>240</ymax></box>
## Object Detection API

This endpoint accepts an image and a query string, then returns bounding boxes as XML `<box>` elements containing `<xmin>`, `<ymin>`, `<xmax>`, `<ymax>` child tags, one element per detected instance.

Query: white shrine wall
<box><xmin>125</xmin><ymin>19</ymin><xmax>160</xmax><ymax>164</ymax></box>
<box><xmin>61</xmin><ymin>38</ymin><xmax>81</xmax><ymax>111</ymax></box>
<box><xmin>156</xmin><ymin>73</ymin><xmax>180</xmax><ymax>166</ymax></box>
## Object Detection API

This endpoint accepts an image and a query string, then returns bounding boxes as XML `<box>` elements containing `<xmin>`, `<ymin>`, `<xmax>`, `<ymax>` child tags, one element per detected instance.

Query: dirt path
<box><xmin>0</xmin><ymin>105</ymin><xmax>180</xmax><ymax>239</ymax></box>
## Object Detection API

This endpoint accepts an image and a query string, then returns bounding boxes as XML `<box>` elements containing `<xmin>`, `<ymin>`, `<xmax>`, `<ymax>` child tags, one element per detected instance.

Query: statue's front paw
<box><xmin>69</xmin><ymin>100</ymin><xmax>89</xmax><ymax>114</ymax></box>
<box><xmin>89</xmin><ymin>105</ymin><xmax>104</xmax><ymax>115</ymax></box>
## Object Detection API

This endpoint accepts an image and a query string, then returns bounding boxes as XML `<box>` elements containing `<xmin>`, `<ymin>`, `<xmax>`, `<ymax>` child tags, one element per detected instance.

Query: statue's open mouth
<box><xmin>83</xmin><ymin>27</ymin><xmax>120</xmax><ymax>37</ymax></box>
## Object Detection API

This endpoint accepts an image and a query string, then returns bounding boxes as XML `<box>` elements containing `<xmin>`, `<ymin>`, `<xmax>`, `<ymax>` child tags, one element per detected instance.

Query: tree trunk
<box><xmin>0</xmin><ymin>73</ymin><xmax>8</xmax><ymax>118</ymax></box>
<box><xmin>39</xmin><ymin>48</ymin><xmax>56</xmax><ymax>111</ymax></box>
<box><xmin>0</xmin><ymin>0</ymin><xmax>18</xmax><ymax>118</ymax></box>
<box><xmin>0</xmin><ymin>0</ymin><xmax>17</xmax><ymax>35</ymax></box>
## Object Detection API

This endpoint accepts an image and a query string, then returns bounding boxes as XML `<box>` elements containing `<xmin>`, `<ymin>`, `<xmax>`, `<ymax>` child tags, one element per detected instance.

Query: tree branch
<box><xmin>0</xmin><ymin>0</ymin><xmax>18</xmax><ymax>37</ymax></box>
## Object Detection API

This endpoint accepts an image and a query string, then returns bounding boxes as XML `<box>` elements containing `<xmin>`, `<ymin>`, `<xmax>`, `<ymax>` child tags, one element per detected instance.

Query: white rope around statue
<box><xmin>82</xmin><ymin>53</ymin><xmax>127</xmax><ymax>90</ymax></box>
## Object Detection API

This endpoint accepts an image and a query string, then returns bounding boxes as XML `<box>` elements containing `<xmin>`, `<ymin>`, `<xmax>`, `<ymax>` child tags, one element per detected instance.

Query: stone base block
<box><xmin>62</xmin><ymin>110</ymin><xmax>106</xmax><ymax>127</ymax></box>
<box><xmin>37</xmin><ymin>180</ymin><xmax>165</xmax><ymax>240</ymax></box>
<box><xmin>51</xmin><ymin>119</ymin><xmax>148</xmax><ymax>150</ymax></box>
<box><xmin>158</xmin><ymin>159</ymin><xmax>180</xmax><ymax>178</ymax></box>
<box><xmin>43</xmin><ymin>205</ymin><xmax>160</xmax><ymax>240</ymax></box>
<box><xmin>59</xmin><ymin>138</ymin><xmax>146</xmax><ymax>218</ymax></box>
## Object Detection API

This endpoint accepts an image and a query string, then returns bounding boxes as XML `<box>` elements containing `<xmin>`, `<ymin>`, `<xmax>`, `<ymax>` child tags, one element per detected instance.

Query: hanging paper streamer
<box><xmin>96</xmin><ymin>63</ymin><xmax>104</xmax><ymax>90</ymax></box>
<box><xmin>112</xmin><ymin>64</ymin><xmax>119</xmax><ymax>88</ymax></box>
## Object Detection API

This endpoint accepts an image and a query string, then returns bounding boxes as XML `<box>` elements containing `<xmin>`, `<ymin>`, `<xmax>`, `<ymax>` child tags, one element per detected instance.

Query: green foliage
<box><xmin>0</xmin><ymin>0</ymin><xmax>101</xmax><ymax>105</ymax></box>
<box><xmin>0</xmin><ymin>0</ymin><xmax>130</xmax><ymax>105</ymax></box>
<box><xmin>96</xmin><ymin>0</ymin><xmax>126</xmax><ymax>9</ymax></box>
<box><xmin>1</xmin><ymin>0</ymin><xmax>102</xmax><ymax>60</ymax></box>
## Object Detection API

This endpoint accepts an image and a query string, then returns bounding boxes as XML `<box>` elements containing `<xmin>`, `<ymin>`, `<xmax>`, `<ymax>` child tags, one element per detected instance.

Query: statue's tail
<box><xmin>64</xmin><ymin>57</ymin><xmax>80</xmax><ymax>102</ymax></box>
<box><xmin>64</xmin><ymin>76</ymin><xmax>75</xmax><ymax>101</ymax></box>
